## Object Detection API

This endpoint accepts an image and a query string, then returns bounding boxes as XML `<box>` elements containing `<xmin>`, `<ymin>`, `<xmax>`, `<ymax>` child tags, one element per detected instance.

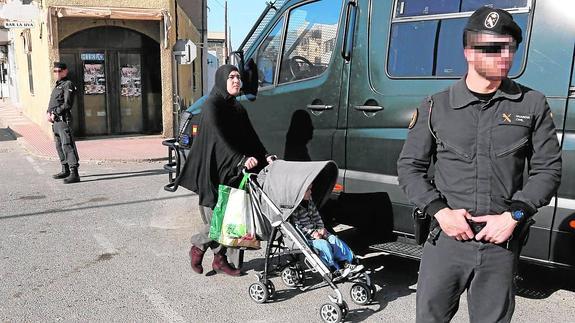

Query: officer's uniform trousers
<box><xmin>52</xmin><ymin>120</ymin><xmax>79</xmax><ymax>168</ymax></box>
<box><xmin>416</xmin><ymin>232</ymin><xmax>515</xmax><ymax>323</ymax></box>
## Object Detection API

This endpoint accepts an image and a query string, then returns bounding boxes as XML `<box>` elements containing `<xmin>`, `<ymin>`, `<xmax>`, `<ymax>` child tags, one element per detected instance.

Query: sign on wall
<box><xmin>3</xmin><ymin>21</ymin><xmax>34</xmax><ymax>28</ymax></box>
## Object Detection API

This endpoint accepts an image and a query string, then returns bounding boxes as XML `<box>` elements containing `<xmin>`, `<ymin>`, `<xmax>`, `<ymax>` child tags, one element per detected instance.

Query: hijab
<box><xmin>177</xmin><ymin>64</ymin><xmax>268</xmax><ymax>208</ymax></box>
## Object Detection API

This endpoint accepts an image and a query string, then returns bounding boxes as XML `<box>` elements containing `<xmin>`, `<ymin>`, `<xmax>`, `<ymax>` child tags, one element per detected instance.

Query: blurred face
<box><xmin>304</xmin><ymin>184</ymin><xmax>313</xmax><ymax>201</ymax></box>
<box><xmin>226</xmin><ymin>71</ymin><xmax>242</xmax><ymax>96</ymax></box>
<box><xmin>53</xmin><ymin>68</ymin><xmax>68</xmax><ymax>80</ymax></box>
<box><xmin>464</xmin><ymin>32</ymin><xmax>516</xmax><ymax>81</ymax></box>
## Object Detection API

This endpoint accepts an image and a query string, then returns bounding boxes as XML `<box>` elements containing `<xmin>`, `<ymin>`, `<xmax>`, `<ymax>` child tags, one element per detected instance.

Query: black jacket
<box><xmin>47</xmin><ymin>77</ymin><xmax>76</xmax><ymax>122</ymax></box>
<box><xmin>397</xmin><ymin>77</ymin><xmax>562</xmax><ymax>218</ymax></box>
<box><xmin>178</xmin><ymin>65</ymin><xmax>268</xmax><ymax>208</ymax></box>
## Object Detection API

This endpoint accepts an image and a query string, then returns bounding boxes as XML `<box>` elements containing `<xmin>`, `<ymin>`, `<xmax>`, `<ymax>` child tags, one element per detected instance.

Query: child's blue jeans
<box><xmin>310</xmin><ymin>234</ymin><xmax>354</xmax><ymax>270</ymax></box>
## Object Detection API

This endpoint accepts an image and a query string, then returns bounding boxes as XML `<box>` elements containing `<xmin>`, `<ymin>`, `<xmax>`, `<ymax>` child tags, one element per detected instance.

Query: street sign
<box><xmin>173</xmin><ymin>39</ymin><xmax>197</xmax><ymax>65</ymax></box>
<box><xmin>3</xmin><ymin>21</ymin><xmax>34</xmax><ymax>28</ymax></box>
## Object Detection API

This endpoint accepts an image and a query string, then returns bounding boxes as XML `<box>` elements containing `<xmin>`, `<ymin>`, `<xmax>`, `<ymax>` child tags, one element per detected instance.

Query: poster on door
<box><xmin>120</xmin><ymin>65</ymin><xmax>141</xmax><ymax>97</ymax></box>
<box><xmin>83</xmin><ymin>63</ymin><xmax>106</xmax><ymax>95</ymax></box>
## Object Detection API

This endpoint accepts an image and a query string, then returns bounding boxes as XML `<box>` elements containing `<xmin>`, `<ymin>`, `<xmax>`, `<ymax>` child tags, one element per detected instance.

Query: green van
<box><xmin>190</xmin><ymin>0</ymin><xmax>575</xmax><ymax>268</ymax></box>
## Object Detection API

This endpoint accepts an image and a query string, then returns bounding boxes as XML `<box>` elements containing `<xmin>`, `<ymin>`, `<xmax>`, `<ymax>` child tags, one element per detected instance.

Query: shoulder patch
<box><xmin>408</xmin><ymin>109</ymin><xmax>418</xmax><ymax>129</ymax></box>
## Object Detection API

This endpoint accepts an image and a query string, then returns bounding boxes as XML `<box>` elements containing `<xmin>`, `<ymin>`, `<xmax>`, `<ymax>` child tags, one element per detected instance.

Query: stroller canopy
<box><xmin>258</xmin><ymin>160</ymin><xmax>338</xmax><ymax>223</ymax></box>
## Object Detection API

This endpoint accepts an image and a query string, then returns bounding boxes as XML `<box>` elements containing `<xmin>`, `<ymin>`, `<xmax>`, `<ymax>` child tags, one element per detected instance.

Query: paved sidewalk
<box><xmin>0</xmin><ymin>101</ymin><xmax>168</xmax><ymax>162</ymax></box>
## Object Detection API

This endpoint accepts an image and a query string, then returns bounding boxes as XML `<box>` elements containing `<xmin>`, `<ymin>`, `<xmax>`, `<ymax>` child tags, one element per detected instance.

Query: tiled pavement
<box><xmin>0</xmin><ymin>101</ymin><xmax>168</xmax><ymax>162</ymax></box>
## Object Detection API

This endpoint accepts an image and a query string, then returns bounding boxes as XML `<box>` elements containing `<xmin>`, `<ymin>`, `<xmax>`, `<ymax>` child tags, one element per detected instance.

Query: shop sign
<box><xmin>3</xmin><ymin>21</ymin><xmax>34</xmax><ymax>28</ymax></box>
<box><xmin>81</xmin><ymin>53</ymin><xmax>105</xmax><ymax>61</ymax></box>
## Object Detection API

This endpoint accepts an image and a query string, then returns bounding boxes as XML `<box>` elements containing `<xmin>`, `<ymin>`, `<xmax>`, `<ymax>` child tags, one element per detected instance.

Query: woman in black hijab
<box><xmin>180</xmin><ymin>65</ymin><xmax>274</xmax><ymax>276</ymax></box>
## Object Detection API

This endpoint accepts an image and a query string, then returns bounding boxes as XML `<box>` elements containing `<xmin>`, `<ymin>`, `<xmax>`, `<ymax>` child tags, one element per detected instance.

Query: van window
<box><xmin>255</xmin><ymin>17</ymin><xmax>285</xmax><ymax>87</ymax></box>
<box><xmin>388</xmin><ymin>9</ymin><xmax>529</xmax><ymax>77</ymax></box>
<box><xmin>460</xmin><ymin>0</ymin><xmax>529</xmax><ymax>12</ymax></box>
<box><xmin>278</xmin><ymin>0</ymin><xmax>341</xmax><ymax>84</ymax></box>
<box><xmin>395</xmin><ymin>0</ymin><xmax>460</xmax><ymax>17</ymax></box>
<box><xmin>395</xmin><ymin>0</ymin><xmax>529</xmax><ymax>18</ymax></box>
<box><xmin>388</xmin><ymin>21</ymin><xmax>437</xmax><ymax>77</ymax></box>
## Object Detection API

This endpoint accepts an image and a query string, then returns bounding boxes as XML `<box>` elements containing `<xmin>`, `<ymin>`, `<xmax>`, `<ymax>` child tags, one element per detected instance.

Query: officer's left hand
<box><xmin>472</xmin><ymin>212</ymin><xmax>518</xmax><ymax>244</ymax></box>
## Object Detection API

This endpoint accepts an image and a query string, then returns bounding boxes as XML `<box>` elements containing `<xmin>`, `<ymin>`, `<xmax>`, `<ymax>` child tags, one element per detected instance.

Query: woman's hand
<box><xmin>244</xmin><ymin>157</ymin><xmax>258</xmax><ymax>170</ymax></box>
<box><xmin>266</xmin><ymin>155</ymin><xmax>277</xmax><ymax>164</ymax></box>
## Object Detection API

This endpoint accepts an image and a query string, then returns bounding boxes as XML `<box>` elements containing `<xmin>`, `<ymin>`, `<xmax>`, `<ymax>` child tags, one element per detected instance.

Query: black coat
<box><xmin>178</xmin><ymin>65</ymin><xmax>268</xmax><ymax>208</ymax></box>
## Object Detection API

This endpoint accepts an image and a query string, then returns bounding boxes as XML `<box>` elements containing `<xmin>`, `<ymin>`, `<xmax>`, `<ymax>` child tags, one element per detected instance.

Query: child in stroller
<box><xmin>293</xmin><ymin>183</ymin><xmax>364</xmax><ymax>278</ymax></box>
<box><xmin>247</xmin><ymin>160</ymin><xmax>376</xmax><ymax>323</ymax></box>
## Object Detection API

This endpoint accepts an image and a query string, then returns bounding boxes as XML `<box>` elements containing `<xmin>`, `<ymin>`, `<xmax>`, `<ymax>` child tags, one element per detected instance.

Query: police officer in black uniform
<box><xmin>397</xmin><ymin>7</ymin><xmax>562</xmax><ymax>322</ymax></box>
<box><xmin>47</xmin><ymin>62</ymin><xmax>80</xmax><ymax>184</ymax></box>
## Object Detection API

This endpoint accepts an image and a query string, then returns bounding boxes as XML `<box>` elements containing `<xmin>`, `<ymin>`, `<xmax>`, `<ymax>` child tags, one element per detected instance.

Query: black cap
<box><xmin>53</xmin><ymin>62</ymin><xmax>67</xmax><ymax>70</ymax></box>
<box><xmin>464</xmin><ymin>7</ymin><xmax>522</xmax><ymax>45</ymax></box>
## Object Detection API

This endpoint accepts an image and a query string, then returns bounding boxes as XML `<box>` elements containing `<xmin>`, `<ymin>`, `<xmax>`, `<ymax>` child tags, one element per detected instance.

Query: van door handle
<box><xmin>307</xmin><ymin>104</ymin><xmax>334</xmax><ymax>111</ymax></box>
<box><xmin>354</xmin><ymin>105</ymin><xmax>383</xmax><ymax>112</ymax></box>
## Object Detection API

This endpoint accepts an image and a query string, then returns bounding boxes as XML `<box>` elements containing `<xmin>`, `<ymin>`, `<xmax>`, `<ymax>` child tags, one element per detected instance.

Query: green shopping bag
<box><xmin>209</xmin><ymin>174</ymin><xmax>260</xmax><ymax>249</ymax></box>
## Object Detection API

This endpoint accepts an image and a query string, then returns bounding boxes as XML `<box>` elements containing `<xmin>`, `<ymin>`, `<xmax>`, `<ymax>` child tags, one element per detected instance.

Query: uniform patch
<box><xmin>500</xmin><ymin>113</ymin><xmax>533</xmax><ymax>127</ymax></box>
<box><xmin>408</xmin><ymin>109</ymin><xmax>418</xmax><ymax>129</ymax></box>
<box><xmin>484</xmin><ymin>12</ymin><xmax>499</xmax><ymax>29</ymax></box>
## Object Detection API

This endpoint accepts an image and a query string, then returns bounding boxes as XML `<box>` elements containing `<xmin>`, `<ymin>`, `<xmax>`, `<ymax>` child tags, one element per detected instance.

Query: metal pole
<box><xmin>224</xmin><ymin>0</ymin><xmax>228</xmax><ymax>63</ymax></box>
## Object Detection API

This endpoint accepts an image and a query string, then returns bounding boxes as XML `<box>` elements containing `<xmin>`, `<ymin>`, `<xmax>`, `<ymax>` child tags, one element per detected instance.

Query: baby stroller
<box><xmin>246</xmin><ymin>160</ymin><xmax>376</xmax><ymax>323</ymax></box>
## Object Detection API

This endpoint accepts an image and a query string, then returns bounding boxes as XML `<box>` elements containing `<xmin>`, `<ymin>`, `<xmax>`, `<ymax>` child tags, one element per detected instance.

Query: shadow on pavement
<box><xmin>0</xmin><ymin>128</ymin><xmax>17</xmax><ymax>141</ymax></box>
<box><xmin>80</xmin><ymin>169</ymin><xmax>167</xmax><ymax>182</ymax></box>
<box><xmin>0</xmin><ymin>194</ymin><xmax>194</xmax><ymax>220</ymax></box>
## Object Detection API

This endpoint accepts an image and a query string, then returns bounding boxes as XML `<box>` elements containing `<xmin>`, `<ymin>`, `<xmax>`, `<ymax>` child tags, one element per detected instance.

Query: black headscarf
<box><xmin>178</xmin><ymin>65</ymin><xmax>268</xmax><ymax>208</ymax></box>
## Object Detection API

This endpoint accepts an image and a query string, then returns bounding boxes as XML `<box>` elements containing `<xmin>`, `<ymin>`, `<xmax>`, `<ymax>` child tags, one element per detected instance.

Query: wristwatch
<box><xmin>510</xmin><ymin>209</ymin><xmax>525</xmax><ymax>222</ymax></box>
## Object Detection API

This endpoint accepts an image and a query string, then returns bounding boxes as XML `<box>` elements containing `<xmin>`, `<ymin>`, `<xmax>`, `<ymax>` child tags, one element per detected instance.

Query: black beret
<box><xmin>53</xmin><ymin>62</ymin><xmax>67</xmax><ymax>70</ymax></box>
<box><xmin>464</xmin><ymin>7</ymin><xmax>522</xmax><ymax>45</ymax></box>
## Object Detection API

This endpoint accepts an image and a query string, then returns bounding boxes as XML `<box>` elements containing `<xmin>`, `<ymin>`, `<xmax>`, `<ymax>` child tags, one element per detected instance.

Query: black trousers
<box><xmin>52</xmin><ymin>121</ymin><xmax>79</xmax><ymax>168</ymax></box>
<box><xmin>416</xmin><ymin>231</ymin><xmax>516</xmax><ymax>323</ymax></box>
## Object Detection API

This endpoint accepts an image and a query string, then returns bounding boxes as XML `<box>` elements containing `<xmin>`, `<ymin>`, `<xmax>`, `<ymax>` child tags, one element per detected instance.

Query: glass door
<box><xmin>118</xmin><ymin>52</ymin><xmax>143</xmax><ymax>133</ymax></box>
<box><xmin>81</xmin><ymin>52</ymin><xmax>108</xmax><ymax>135</ymax></box>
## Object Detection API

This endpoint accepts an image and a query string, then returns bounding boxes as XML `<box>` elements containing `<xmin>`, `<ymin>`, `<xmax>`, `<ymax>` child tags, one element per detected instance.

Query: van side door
<box><xmin>344</xmin><ymin>0</ymin><xmax>535</xmax><ymax>237</ymax></box>
<box><xmin>548</xmin><ymin>9</ymin><xmax>575</xmax><ymax>266</ymax></box>
<box><xmin>242</xmin><ymin>0</ymin><xmax>346</xmax><ymax>163</ymax></box>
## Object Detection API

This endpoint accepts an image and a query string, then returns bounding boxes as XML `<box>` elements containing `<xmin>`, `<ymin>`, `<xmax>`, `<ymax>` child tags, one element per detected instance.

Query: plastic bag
<box><xmin>209</xmin><ymin>174</ymin><xmax>260</xmax><ymax>249</ymax></box>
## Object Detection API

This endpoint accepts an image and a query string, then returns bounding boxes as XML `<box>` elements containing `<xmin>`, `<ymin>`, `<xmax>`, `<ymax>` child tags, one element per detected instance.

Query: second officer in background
<box><xmin>47</xmin><ymin>62</ymin><xmax>80</xmax><ymax>184</ymax></box>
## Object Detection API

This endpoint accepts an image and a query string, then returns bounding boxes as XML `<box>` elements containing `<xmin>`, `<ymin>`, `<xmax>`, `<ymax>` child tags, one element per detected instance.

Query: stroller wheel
<box><xmin>248</xmin><ymin>282</ymin><xmax>269</xmax><ymax>304</ymax></box>
<box><xmin>320</xmin><ymin>302</ymin><xmax>345</xmax><ymax>323</ymax></box>
<box><xmin>266</xmin><ymin>280</ymin><xmax>276</xmax><ymax>298</ymax></box>
<box><xmin>350</xmin><ymin>282</ymin><xmax>372</xmax><ymax>305</ymax></box>
<box><xmin>281</xmin><ymin>267</ymin><xmax>301</xmax><ymax>287</ymax></box>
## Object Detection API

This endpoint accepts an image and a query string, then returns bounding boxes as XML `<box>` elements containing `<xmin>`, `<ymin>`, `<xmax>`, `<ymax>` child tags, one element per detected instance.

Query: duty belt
<box><xmin>466</xmin><ymin>219</ymin><xmax>487</xmax><ymax>235</ymax></box>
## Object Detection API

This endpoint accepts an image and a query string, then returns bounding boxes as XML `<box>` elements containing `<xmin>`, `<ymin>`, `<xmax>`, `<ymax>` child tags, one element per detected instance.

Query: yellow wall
<box><xmin>11</xmin><ymin>0</ymin><xmax>202</xmax><ymax>137</ymax></box>
<box><xmin>175</xmin><ymin>3</ymin><xmax>203</xmax><ymax>110</ymax></box>
<box><xmin>12</xmin><ymin>12</ymin><xmax>53</xmax><ymax>134</ymax></box>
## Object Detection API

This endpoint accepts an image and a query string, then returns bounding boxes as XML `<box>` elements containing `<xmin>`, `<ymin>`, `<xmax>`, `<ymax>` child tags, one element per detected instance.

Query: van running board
<box><xmin>370</xmin><ymin>241</ymin><xmax>423</xmax><ymax>260</ymax></box>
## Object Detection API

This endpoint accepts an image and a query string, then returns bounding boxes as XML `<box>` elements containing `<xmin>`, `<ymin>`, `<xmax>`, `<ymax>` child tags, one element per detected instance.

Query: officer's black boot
<box><xmin>52</xmin><ymin>164</ymin><xmax>70</xmax><ymax>179</ymax></box>
<box><xmin>63</xmin><ymin>167</ymin><xmax>80</xmax><ymax>184</ymax></box>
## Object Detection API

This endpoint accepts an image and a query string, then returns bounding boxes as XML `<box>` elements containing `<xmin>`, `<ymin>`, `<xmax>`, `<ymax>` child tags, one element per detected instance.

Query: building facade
<box><xmin>2</xmin><ymin>0</ymin><xmax>206</xmax><ymax>138</ymax></box>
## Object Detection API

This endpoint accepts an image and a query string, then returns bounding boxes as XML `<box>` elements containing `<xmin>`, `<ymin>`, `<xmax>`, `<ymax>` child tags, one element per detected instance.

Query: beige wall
<box><xmin>175</xmin><ymin>3</ymin><xmax>203</xmax><ymax>109</ymax></box>
<box><xmin>11</xmin><ymin>0</ymin><xmax>203</xmax><ymax>138</ymax></box>
<box><xmin>12</xmin><ymin>14</ymin><xmax>54</xmax><ymax>134</ymax></box>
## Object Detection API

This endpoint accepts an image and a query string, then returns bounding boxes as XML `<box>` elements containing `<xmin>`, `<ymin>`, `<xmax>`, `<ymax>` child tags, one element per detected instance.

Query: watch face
<box><xmin>512</xmin><ymin>210</ymin><xmax>524</xmax><ymax>221</ymax></box>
